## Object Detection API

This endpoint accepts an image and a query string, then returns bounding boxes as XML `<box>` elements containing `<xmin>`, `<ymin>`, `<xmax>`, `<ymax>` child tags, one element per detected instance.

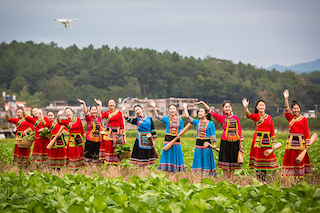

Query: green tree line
<box><xmin>0</xmin><ymin>41</ymin><xmax>319</xmax><ymax>120</ymax></box>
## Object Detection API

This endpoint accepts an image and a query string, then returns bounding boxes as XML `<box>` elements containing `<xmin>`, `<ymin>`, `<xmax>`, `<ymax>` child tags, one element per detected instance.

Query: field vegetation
<box><xmin>0</xmin><ymin>130</ymin><xmax>320</xmax><ymax>212</ymax></box>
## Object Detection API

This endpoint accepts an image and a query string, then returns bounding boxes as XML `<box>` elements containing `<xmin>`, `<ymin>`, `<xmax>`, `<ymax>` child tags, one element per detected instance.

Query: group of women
<box><xmin>5</xmin><ymin>99</ymin><xmax>125</xmax><ymax>170</ymax></box>
<box><xmin>4</xmin><ymin>89</ymin><xmax>313</xmax><ymax>183</ymax></box>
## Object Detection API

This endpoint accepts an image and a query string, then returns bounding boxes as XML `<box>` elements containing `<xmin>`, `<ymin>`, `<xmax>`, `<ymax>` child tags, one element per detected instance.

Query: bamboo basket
<box><xmin>119</xmin><ymin>151</ymin><xmax>132</xmax><ymax>159</ymax></box>
<box><xmin>16</xmin><ymin>138</ymin><xmax>33</xmax><ymax>148</ymax></box>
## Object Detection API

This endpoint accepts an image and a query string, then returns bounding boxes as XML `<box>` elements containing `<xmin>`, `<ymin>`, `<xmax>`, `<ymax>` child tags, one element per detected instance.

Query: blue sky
<box><xmin>1</xmin><ymin>0</ymin><xmax>319</xmax><ymax>68</ymax></box>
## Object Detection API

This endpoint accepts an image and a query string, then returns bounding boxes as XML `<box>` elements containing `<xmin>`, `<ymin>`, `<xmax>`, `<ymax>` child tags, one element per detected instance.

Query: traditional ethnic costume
<box><xmin>101</xmin><ymin>110</ymin><xmax>125</xmax><ymax>164</ymax></box>
<box><xmin>58</xmin><ymin>117</ymin><xmax>85</xmax><ymax>169</ymax></box>
<box><xmin>6</xmin><ymin>113</ymin><xmax>33</xmax><ymax>166</ymax></box>
<box><xmin>125</xmin><ymin>116</ymin><xmax>157</xmax><ymax>166</ymax></box>
<box><xmin>47</xmin><ymin>120</ymin><xmax>67</xmax><ymax>168</ymax></box>
<box><xmin>84</xmin><ymin>114</ymin><xmax>102</xmax><ymax>164</ymax></box>
<box><xmin>187</xmin><ymin>116</ymin><xmax>217</xmax><ymax>176</ymax></box>
<box><xmin>281</xmin><ymin>107</ymin><xmax>311</xmax><ymax>178</ymax></box>
<box><xmin>246</xmin><ymin>111</ymin><xmax>279</xmax><ymax>181</ymax></box>
<box><xmin>209</xmin><ymin>109</ymin><xmax>244</xmax><ymax>170</ymax></box>
<box><xmin>157</xmin><ymin>115</ymin><xmax>185</xmax><ymax>172</ymax></box>
<box><xmin>23</xmin><ymin>113</ymin><xmax>50</xmax><ymax>163</ymax></box>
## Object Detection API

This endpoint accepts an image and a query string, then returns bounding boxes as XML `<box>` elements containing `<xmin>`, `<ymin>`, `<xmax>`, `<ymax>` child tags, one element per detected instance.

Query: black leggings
<box><xmin>256</xmin><ymin>170</ymin><xmax>266</xmax><ymax>181</ymax></box>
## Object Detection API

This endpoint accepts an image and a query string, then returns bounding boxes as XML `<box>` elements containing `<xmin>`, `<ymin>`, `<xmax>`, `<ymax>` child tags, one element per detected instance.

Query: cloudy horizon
<box><xmin>1</xmin><ymin>0</ymin><xmax>319</xmax><ymax>68</ymax></box>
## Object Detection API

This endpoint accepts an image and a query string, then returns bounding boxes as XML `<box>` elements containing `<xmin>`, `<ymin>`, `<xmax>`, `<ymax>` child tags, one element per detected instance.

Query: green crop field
<box><xmin>0</xmin><ymin>130</ymin><xmax>320</xmax><ymax>212</ymax></box>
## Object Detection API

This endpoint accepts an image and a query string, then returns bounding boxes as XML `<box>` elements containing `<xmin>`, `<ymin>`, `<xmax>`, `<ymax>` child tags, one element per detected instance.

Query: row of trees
<box><xmin>0</xmin><ymin>41</ymin><xmax>319</xmax><ymax>118</ymax></box>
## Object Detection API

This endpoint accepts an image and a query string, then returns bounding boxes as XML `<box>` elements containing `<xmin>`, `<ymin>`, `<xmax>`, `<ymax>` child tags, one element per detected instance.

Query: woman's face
<box><xmin>90</xmin><ymin>106</ymin><xmax>97</xmax><ymax>116</ymax></box>
<box><xmin>292</xmin><ymin>104</ymin><xmax>301</xmax><ymax>116</ymax></box>
<box><xmin>223</xmin><ymin>103</ymin><xmax>232</xmax><ymax>114</ymax></box>
<box><xmin>198</xmin><ymin>108</ymin><xmax>207</xmax><ymax>119</ymax></box>
<box><xmin>47</xmin><ymin>112</ymin><xmax>55</xmax><ymax>122</ymax></box>
<box><xmin>108</xmin><ymin>100</ymin><xmax>116</xmax><ymax>110</ymax></box>
<box><xmin>134</xmin><ymin>106</ymin><xmax>143</xmax><ymax>117</ymax></box>
<box><xmin>256</xmin><ymin>101</ymin><xmax>266</xmax><ymax>114</ymax></box>
<box><xmin>32</xmin><ymin>108</ymin><xmax>39</xmax><ymax>118</ymax></box>
<box><xmin>65</xmin><ymin>109</ymin><xmax>73</xmax><ymax>119</ymax></box>
<box><xmin>169</xmin><ymin>105</ymin><xmax>177</xmax><ymax>116</ymax></box>
<box><xmin>16</xmin><ymin>109</ymin><xmax>23</xmax><ymax>119</ymax></box>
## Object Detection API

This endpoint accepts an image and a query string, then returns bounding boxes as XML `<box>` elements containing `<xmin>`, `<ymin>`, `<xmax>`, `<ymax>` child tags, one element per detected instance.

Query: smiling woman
<box><xmin>281</xmin><ymin>89</ymin><xmax>312</xmax><ymax>183</ymax></box>
<box><xmin>242</xmin><ymin>98</ymin><xmax>279</xmax><ymax>183</ymax></box>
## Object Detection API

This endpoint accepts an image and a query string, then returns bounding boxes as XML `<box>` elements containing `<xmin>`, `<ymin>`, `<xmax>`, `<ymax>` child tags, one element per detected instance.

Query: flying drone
<box><xmin>53</xmin><ymin>18</ymin><xmax>77</xmax><ymax>29</ymax></box>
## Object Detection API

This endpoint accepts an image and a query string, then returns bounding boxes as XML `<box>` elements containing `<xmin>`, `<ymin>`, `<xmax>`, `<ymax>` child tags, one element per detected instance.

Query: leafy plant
<box><xmin>114</xmin><ymin>144</ymin><xmax>132</xmax><ymax>155</ymax></box>
<box><xmin>22</xmin><ymin>131</ymin><xmax>35</xmax><ymax>141</ymax></box>
<box><xmin>39</xmin><ymin>128</ymin><xmax>50</xmax><ymax>138</ymax></box>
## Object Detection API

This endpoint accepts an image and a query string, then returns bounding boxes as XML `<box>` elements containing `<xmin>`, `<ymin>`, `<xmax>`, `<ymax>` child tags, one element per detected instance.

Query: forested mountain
<box><xmin>267</xmin><ymin>58</ymin><xmax>320</xmax><ymax>74</ymax></box>
<box><xmin>1</xmin><ymin>41</ymin><xmax>319</xmax><ymax>116</ymax></box>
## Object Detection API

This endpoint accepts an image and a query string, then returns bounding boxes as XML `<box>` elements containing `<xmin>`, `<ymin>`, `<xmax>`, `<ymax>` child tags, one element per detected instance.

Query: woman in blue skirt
<box><xmin>183</xmin><ymin>103</ymin><xmax>217</xmax><ymax>176</ymax></box>
<box><xmin>150</xmin><ymin>100</ymin><xmax>185</xmax><ymax>172</ymax></box>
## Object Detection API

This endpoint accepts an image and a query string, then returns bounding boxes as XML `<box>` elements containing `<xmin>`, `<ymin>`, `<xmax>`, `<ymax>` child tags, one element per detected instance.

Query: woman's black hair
<box><xmin>108</xmin><ymin>99</ymin><xmax>116</xmax><ymax>106</ymax></box>
<box><xmin>168</xmin><ymin>104</ymin><xmax>177</xmax><ymax>109</ymax></box>
<box><xmin>254</xmin><ymin>100</ymin><xmax>266</xmax><ymax>114</ymax></box>
<box><xmin>47</xmin><ymin>110</ymin><xmax>55</xmax><ymax>116</ymax></box>
<box><xmin>65</xmin><ymin>107</ymin><xmax>74</xmax><ymax>114</ymax></box>
<box><xmin>89</xmin><ymin>106</ymin><xmax>98</xmax><ymax>111</ymax></box>
<box><xmin>291</xmin><ymin>100</ymin><xmax>301</xmax><ymax>110</ymax></box>
<box><xmin>134</xmin><ymin>104</ymin><xmax>143</xmax><ymax>110</ymax></box>
<box><xmin>222</xmin><ymin>100</ymin><xmax>232</xmax><ymax>114</ymax></box>
<box><xmin>17</xmin><ymin>107</ymin><xmax>23</xmax><ymax>111</ymax></box>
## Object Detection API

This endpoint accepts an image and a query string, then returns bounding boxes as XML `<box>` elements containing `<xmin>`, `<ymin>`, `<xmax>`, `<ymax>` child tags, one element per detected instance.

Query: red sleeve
<box><xmin>304</xmin><ymin>118</ymin><xmax>310</xmax><ymax>145</ymax></box>
<box><xmin>119</xmin><ymin>111</ymin><xmax>125</xmax><ymax>130</ymax></box>
<box><xmin>79</xmin><ymin>118</ymin><xmax>85</xmax><ymax>135</ymax></box>
<box><xmin>23</xmin><ymin>113</ymin><xmax>35</xmax><ymax>124</ymax></box>
<box><xmin>269</xmin><ymin>116</ymin><xmax>276</xmax><ymax>143</ymax></box>
<box><xmin>85</xmin><ymin>114</ymin><xmax>90</xmax><ymax>123</ymax></box>
<box><xmin>101</xmin><ymin>111</ymin><xmax>108</xmax><ymax>119</ymax></box>
<box><xmin>246</xmin><ymin>112</ymin><xmax>260</xmax><ymax>122</ymax></box>
<box><xmin>284</xmin><ymin>107</ymin><xmax>294</xmax><ymax>122</ymax></box>
<box><xmin>59</xmin><ymin>119</ymin><xmax>69</xmax><ymax>126</ymax></box>
<box><xmin>44</xmin><ymin>117</ymin><xmax>52</xmax><ymax>128</ymax></box>
<box><xmin>6</xmin><ymin>115</ymin><xmax>18</xmax><ymax>125</ymax></box>
<box><xmin>209</xmin><ymin>109</ymin><xmax>224</xmax><ymax>124</ymax></box>
<box><xmin>29</xmin><ymin>122</ymin><xmax>34</xmax><ymax>130</ymax></box>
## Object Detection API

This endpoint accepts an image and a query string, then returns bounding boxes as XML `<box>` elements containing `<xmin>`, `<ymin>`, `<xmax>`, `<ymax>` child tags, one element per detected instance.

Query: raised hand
<box><xmin>4</xmin><ymin>103</ymin><xmax>9</xmax><ymax>112</ymax></box>
<box><xmin>283</xmin><ymin>89</ymin><xmax>289</xmax><ymax>98</ymax></box>
<box><xmin>57</xmin><ymin>109</ymin><xmax>65</xmax><ymax>116</ymax></box>
<box><xmin>242</xmin><ymin>98</ymin><xmax>249</xmax><ymax>108</ymax></box>
<box><xmin>149</xmin><ymin>100</ymin><xmax>156</xmax><ymax>108</ymax></box>
<box><xmin>182</xmin><ymin>103</ymin><xmax>188</xmax><ymax>109</ymax></box>
<box><xmin>194</xmin><ymin>101</ymin><xmax>204</xmax><ymax>105</ymax></box>
<box><xmin>122</xmin><ymin>103</ymin><xmax>127</xmax><ymax>112</ymax></box>
<box><xmin>16</xmin><ymin>103</ymin><xmax>25</xmax><ymax>111</ymax></box>
<box><xmin>77</xmin><ymin>99</ymin><xmax>85</xmax><ymax>104</ymax></box>
<box><xmin>94</xmin><ymin>98</ymin><xmax>102</xmax><ymax>105</ymax></box>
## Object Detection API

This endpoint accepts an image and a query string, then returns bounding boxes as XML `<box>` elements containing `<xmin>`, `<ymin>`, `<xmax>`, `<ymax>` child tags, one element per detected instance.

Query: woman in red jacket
<box><xmin>282</xmin><ymin>89</ymin><xmax>311</xmax><ymax>183</ymax></box>
<box><xmin>17</xmin><ymin>103</ymin><xmax>50</xmax><ymax>166</ymax></box>
<box><xmin>47</xmin><ymin>110</ymin><xmax>67</xmax><ymax>169</ymax></box>
<box><xmin>57</xmin><ymin>108</ymin><xmax>86</xmax><ymax>169</ymax></box>
<box><xmin>101</xmin><ymin>99</ymin><xmax>126</xmax><ymax>165</ymax></box>
<box><xmin>4</xmin><ymin>103</ymin><xmax>33</xmax><ymax>167</ymax></box>
<box><xmin>242</xmin><ymin>98</ymin><xmax>279</xmax><ymax>183</ymax></box>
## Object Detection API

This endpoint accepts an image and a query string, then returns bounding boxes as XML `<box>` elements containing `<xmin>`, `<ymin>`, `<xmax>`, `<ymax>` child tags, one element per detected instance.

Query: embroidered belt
<box><xmin>69</xmin><ymin>133</ymin><xmax>85</xmax><ymax>147</ymax></box>
<box><xmin>255</xmin><ymin>131</ymin><xmax>272</xmax><ymax>148</ymax></box>
<box><xmin>137</xmin><ymin>132</ymin><xmax>152</xmax><ymax>149</ymax></box>
<box><xmin>287</xmin><ymin>133</ymin><xmax>305</xmax><ymax>150</ymax></box>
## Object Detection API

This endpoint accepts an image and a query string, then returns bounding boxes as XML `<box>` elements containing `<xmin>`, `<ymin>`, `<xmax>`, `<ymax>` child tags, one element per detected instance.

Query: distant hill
<box><xmin>267</xmin><ymin>58</ymin><xmax>320</xmax><ymax>73</ymax></box>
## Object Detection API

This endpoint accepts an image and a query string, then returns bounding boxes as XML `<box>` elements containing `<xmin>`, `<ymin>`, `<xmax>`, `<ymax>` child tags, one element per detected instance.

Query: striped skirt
<box><xmin>158</xmin><ymin>135</ymin><xmax>185</xmax><ymax>172</ymax></box>
<box><xmin>191</xmin><ymin>139</ymin><xmax>217</xmax><ymax>176</ymax></box>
